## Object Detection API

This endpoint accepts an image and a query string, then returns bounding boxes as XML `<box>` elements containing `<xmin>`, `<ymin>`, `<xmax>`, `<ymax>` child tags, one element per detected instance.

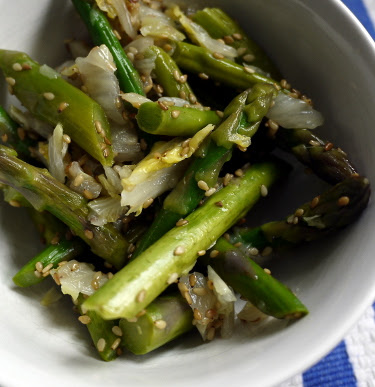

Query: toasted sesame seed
<box><xmin>197</xmin><ymin>250</ymin><xmax>206</xmax><ymax>256</ymax></box>
<box><xmin>234</xmin><ymin>242</ymin><xmax>242</xmax><ymax>248</ymax></box>
<box><xmin>42</xmin><ymin>271</ymin><xmax>51</xmax><ymax>277</ymax></box>
<box><xmin>210</xmin><ymin>250</ymin><xmax>219</xmax><ymax>258</ymax></box>
<box><xmin>223</xmin><ymin>35</ymin><xmax>234</xmax><ymax>44</ymax></box>
<box><xmin>34</xmin><ymin>270</ymin><xmax>42</xmax><ymax>278</ymax></box>
<box><xmin>264</xmin><ymin>268</ymin><xmax>271</xmax><ymax>275</ymax></box>
<box><xmin>293</xmin><ymin>216</ymin><xmax>299</xmax><ymax>225</ymax></box>
<box><xmin>179</xmin><ymin>74</ymin><xmax>188</xmax><ymax>83</ymax></box>
<box><xmin>232</xmin><ymin>33</ymin><xmax>243</xmax><ymax>40</ymax></box>
<box><xmin>205</xmin><ymin>309</ymin><xmax>217</xmax><ymax>319</ymax></box>
<box><xmin>94</xmin><ymin>120</ymin><xmax>104</xmax><ymax>134</ymax></box>
<box><xmin>179</xmin><ymin>90</ymin><xmax>187</xmax><ymax>100</ymax></box>
<box><xmin>104</xmin><ymin>136</ymin><xmax>112</xmax><ymax>145</ymax></box>
<box><xmin>184</xmin><ymin>291</ymin><xmax>193</xmax><ymax>305</ymax></box>
<box><xmin>62</xmin><ymin>134</ymin><xmax>71</xmax><ymax>144</ymax></box>
<box><xmin>188</xmin><ymin>274</ymin><xmax>197</xmax><ymax>288</ymax></box>
<box><xmin>237</xmin><ymin>47</ymin><xmax>247</xmax><ymax>56</ymax></box>
<box><xmin>197</xmin><ymin>180</ymin><xmax>209</xmax><ymax>191</ymax></box>
<box><xmin>82</xmin><ymin>189</ymin><xmax>94</xmax><ymax>200</ymax></box>
<box><xmin>215</xmin><ymin>110</ymin><xmax>224</xmax><ymax>118</ymax></box>
<box><xmin>58</xmin><ymin>261</ymin><xmax>68</xmax><ymax>267</ymax></box>
<box><xmin>107</xmin><ymin>272</ymin><xmax>114</xmax><ymax>279</ymax></box>
<box><xmin>157</xmin><ymin>100</ymin><xmax>169</xmax><ymax>110</ymax></box>
<box><xmin>193</xmin><ymin>287</ymin><xmax>207</xmax><ymax>296</ymax></box>
<box><xmin>143</xmin><ymin>198</ymin><xmax>154</xmax><ymax>209</ymax></box>
<box><xmin>12</xmin><ymin>62</ymin><xmax>22</xmax><ymax>71</ymax></box>
<box><xmin>223</xmin><ymin>173</ymin><xmax>233</xmax><ymax>186</ymax></box>
<box><xmin>260</xmin><ymin>184</ymin><xmax>268</xmax><ymax>197</ymax></box>
<box><xmin>154</xmin><ymin>319</ymin><xmax>167</xmax><ymax>329</ymax></box>
<box><xmin>173</xmin><ymin>69</ymin><xmax>180</xmax><ymax>81</ymax></box>
<box><xmin>171</xmin><ymin>110</ymin><xmax>181</xmax><ymax>119</ymax></box>
<box><xmin>287</xmin><ymin>215</ymin><xmax>294</xmax><ymax>224</ymax></box>
<box><xmin>5</xmin><ymin>77</ymin><xmax>16</xmax><ymax>86</ymax></box>
<box><xmin>53</xmin><ymin>273</ymin><xmax>61</xmax><ymax>285</ymax></box>
<box><xmin>235</xmin><ymin>169</ymin><xmax>244</xmax><ymax>177</ymax></box>
<box><xmin>338</xmin><ymin>196</ymin><xmax>350</xmax><ymax>206</ymax></box>
<box><xmin>189</xmin><ymin>93</ymin><xmax>197</xmax><ymax>104</ymax></box>
<box><xmin>50</xmin><ymin>234</ymin><xmax>60</xmax><ymax>245</ymax></box>
<box><xmin>280</xmin><ymin>79</ymin><xmax>291</xmax><ymax>89</ymax></box>
<box><xmin>174</xmin><ymin>245</ymin><xmax>186</xmax><ymax>256</ymax></box>
<box><xmin>35</xmin><ymin>261</ymin><xmax>44</xmax><ymax>272</ymax></box>
<box><xmin>167</xmin><ymin>272</ymin><xmax>179</xmax><ymax>284</ymax></box>
<box><xmin>223</xmin><ymin>233</ymin><xmax>230</xmax><ymax>241</ymax></box>
<box><xmin>267</xmin><ymin>119</ymin><xmax>279</xmax><ymax>132</ymax></box>
<box><xmin>205</xmin><ymin>187</ymin><xmax>216</xmax><ymax>197</ymax></box>
<box><xmin>162</xmin><ymin>43</ymin><xmax>172</xmax><ymax>51</ymax></box>
<box><xmin>207</xmin><ymin>280</ymin><xmax>214</xmax><ymax>290</ymax></box>
<box><xmin>243</xmin><ymin>54</ymin><xmax>255</xmax><ymax>62</ymax></box>
<box><xmin>176</xmin><ymin>218</ymin><xmax>189</xmax><ymax>227</ymax></box>
<box><xmin>244</xmin><ymin>66</ymin><xmax>255</xmax><ymax>74</ymax></box>
<box><xmin>78</xmin><ymin>315</ymin><xmax>91</xmax><ymax>325</ymax></box>
<box><xmin>137</xmin><ymin>289</ymin><xmax>147</xmax><ymax>303</ymax></box>
<box><xmin>178</xmin><ymin>282</ymin><xmax>188</xmax><ymax>293</ymax></box>
<box><xmin>194</xmin><ymin>308</ymin><xmax>202</xmax><ymax>320</ymax></box>
<box><xmin>1</xmin><ymin>133</ymin><xmax>8</xmax><ymax>143</ymax></box>
<box><xmin>213</xmin><ymin>52</ymin><xmax>225</xmax><ymax>60</ymax></box>
<box><xmin>113</xmin><ymin>28</ymin><xmax>122</xmax><ymax>40</ymax></box>
<box><xmin>310</xmin><ymin>196</ymin><xmax>320</xmax><ymax>209</ymax></box>
<box><xmin>261</xmin><ymin>246</ymin><xmax>273</xmax><ymax>256</ymax></box>
<box><xmin>249</xmin><ymin>247</ymin><xmax>259</xmax><ymax>256</ymax></box>
<box><xmin>84</xmin><ymin>229</ymin><xmax>94</xmax><ymax>239</ymax></box>
<box><xmin>215</xmin><ymin>201</ymin><xmax>223</xmax><ymax>207</ymax></box>
<box><xmin>111</xmin><ymin>337</ymin><xmax>122</xmax><ymax>350</ymax></box>
<box><xmin>103</xmin><ymin>148</ymin><xmax>109</xmax><ymax>158</ymax></box>
<box><xmin>22</xmin><ymin>63</ymin><xmax>31</xmax><ymax>70</ymax></box>
<box><xmin>8</xmin><ymin>199</ymin><xmax>21</xmax><ymax>207</ymax></box>
<box><xmin>324</xmin><ymin>142</ymin><xmax>334</xmax><ymax>151</ymax></box>
<box><xmin>97</xmin><ymin>338</ymin><xmax>106</xmax><ymax>352</ymax></box>
<box><xmin>198</xmin><ymin>72</ymin><xmax>209</xmax><ymax>80</ymax></box>
<box><xmin>295</xmin><ymin>208</ymin><xmax>304</xmax><ymax>217</ymax></box>
<box><xmin>42</xmin><ymin>263</ymin><xmax>53</xmax><ymax>273</ymax></box>
<box><xmin>43</xmin><ymin>92</ymin><xmax>55</xmax><ymax>100</ymax></box>
<box><xmin>17</xmin><ymin>127</ymin><xmax>26</xmax><ymax>140</ymax></box>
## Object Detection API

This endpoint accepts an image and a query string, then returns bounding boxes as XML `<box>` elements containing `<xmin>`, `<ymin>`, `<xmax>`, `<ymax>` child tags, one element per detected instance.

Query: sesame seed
<box><xmin>22</xmin><ymin>63</ymin><xmax>31</xmax><ymax>70</ymax></box>
<box><xmin>50</xmin><ymin>234</ymin><xmax>60</xmax><ymax>245</ymax></box>
<box><xmin>264</xmin><ymin>268</ymin><xmax>271</xmax><ymax>275</ymax></box>
<box><xmin>171</xmin><ymin>110</ymin><xmax>181</xmax><ymax>119</ymax></box>
<box><xmin>179</xmin><ymin>74</ymin><xmax>188</xmax><ymax>83</ymax></box>
<box><xmin>198</xmin><ymin>72</ymin><xmax>209</xmax><ymax>80</ymax></box>
<box><xmin>154</xmin><ymin>319</ymin><xmax>167</xmax><ymax>329</ymax></box>
<box><xmin>287</xmin><ymin>215</ymin><xmax>294</xmax><ymax>224</ymax></box>
<box><xmin>174</xmin><ymin>245</ymin><xmax>186</xmax><ymax>256</ymax></box>
<box><xmin>223</xmin><ymin>233</ymin><xmax>230</xmax><ymax>241</ymax></box>
<box><xmin>207</xmin><ymin>280</ymin><xmax>214</xmax><ymax>290</ymax></box>
<box><xmin>260</xmin><ymin>184</ymin><xmax>268</xmax><ymax>197</ymax></box>
<box><xmin>176</xmin><ymin>219</ymin><xmax>189</xmax><ymax>227</ymax></box>
<box><xmin>127</xmin><ymin>52</ymin><xmax>135</xmax><ymax>62</ymax></box>
<box><xmin>244</xmin><ymin>66</ymin><xmax>255</xmax><ymax>74</ymax></box>
<box><xmin>157</xmin><ymin>100</ymin><xmax>169</xmax><ymax>111</ymax></box>
<box><xmin>173</xmin><ymin>70</ymin><xmax>180</xmax><ymax>81</ymax></box>
<box><xmin>210</xmin><ymin>250</ymin><xmax>219</xmax><ymax>258</ymax></box>
<box><xmin>194</xmin><ymin>308</ymin><xmax>202</xmax><ymax>320</ymax></box>
<box><xmin>143</xmin><ymin>198</ymin><xmax>154</xmax><ymax>209</ymax></box>
<box><xmin>91</xmin><ymin>279</ymin><xmax>99</xmax><ymax>290</ymax></box>
<box><xmin>213</xmin><ymin>52</ymin><xmax>225</xmax><ymax>60</ymax></box>
<box><xmin>184</xmin><ymin>291</ymin><xmax>193</xmax><ymax>305</ymax></box>
<box><xmin>243</xmin><ymin>54</ymin><xmax>255</xmax><ymax>62</ymax></box>
<box><xmin>1</xmin><ymin>133</ymin><xmax>8</xmax><ymax>143</ymax></box>
<box><xmin>78</xmin><ymin>315</ymin><xmax>91</xmax><ymax>325</ymax></box>
<box><xmin>215</xmin><ymin>110</ymin><xmax>224</xmax><ymax>118</ymax></box>
<box><xmin>205</xmin><ymin>309</ymin><xmax>217</xmax><ymax>319</ymax></box>
<box><xmin>267</xmin><ymin>119</ymin><xmax>279</xmax><ymax>132</ymax></box>
<box><xmin>179</xmin><ymin>90</ymin><xmax>187</xmax><ymax>100</ymax></box>
<box><xmin>62</xmin><ymin>134</ymin><xmax>71</xmax><ymax>144</ymax></box>
<box><xmin>104</xmin><ymin>137</ymin><xmax>112</xmax><ymax>145</ymax></box>
<box><xmin>17</xmin><ymin>127</ymin><xmax>26</xmax><ymax>140</ymax></box>
<box><xmin>35</xmin><ymin>261</ymin><xmax>44</xmax><ymax>272</ymax></box>
<box><xmin>223</xmin><ymin>35</ymin><xmax>234</xmax><ymax>44</ymax></box>
<box><xmin>280</xmin><ymin>79</ymin><xmax>291</xmax><ymax>89</ymax></box>
<box><xmin>107</xmin><ymin>272</ymin><xmax>114</xmax><ymax>279</ymax></box>
<box><xmin>205</xmin><ymin>187</ymin><xmax>216</xmax><ymax>197</ymax></box>
<box><xmin>261</xmin><ymin>246</ymin><xmax>273</xmax><ymax>256</ymax></box>
<box><xmin>167</xmin><ymin>272</ymin><xmax>179</xmax><ymax>284</ymax></box>
<box><xmin>310</xmin><ymin>196</ymin><xmax>320</xmax><ymax>209</ymax></box>
<box><xmin>232</xmin><ymin>33</ymin><xmax>243</xmax><ymax>40</ymax></box>
<box><xmin>234</xmin><ymin>242</ymin><xmax>242</xmax><ymax>247</ymax></box>
<box><xmin>324</xmin><ymin>142</ymin><xmax>334</xmax><ymax>151</ymax></box>
<box><xmin>163</xmin><ymin>43</ymin><xmax>173</xmax><ymax>52</ymax></box>
<box><xmin>249</xmin><ymin>247</ymin><xmax>259</xmax><ymax>256</ymax></box>
<box><xmin>73</xmin><ymin>174</ymin><xmax>84</xmax><ymax>187</ymax></box>
<box><xmin>293</xmin><ymin>216</ymin><xmax>299</xmax><ymax>225</ymax></box>
<box><xmin>207</xmin><ymin>327</ymin><xmax>216</xmax><ymax>341</ymax></box>
<box><xmin>97</xmin><ymin>338</ymin><xmax>106</xmax><ymax>352</ymax></box>
<box><xmin>295</xmin><ymin>208</ymin><xmax>304</xmax><ymax>217</ymax></box>
<box><xmin>178</xmin><ymin>282</ymin><xmax>188</xmax><ymax>293</ymax></box>
<box><xmin>34</xmin><ymin>270</ymin><xmax>42</xmax><ymax>278</ymax></box>
<box><xmin>5</xmin><ymin>77</ymin><xmax>16</xmax><ymax>86</ymax></box>
<box><xmin>53</xmin><ymin>273</ymin><xmax>61</xmax><ymax>285</ymax></box>
<box><xmin>223</xmin><ymin>173</ymin><xmax>233</xmax><ymax>186</ymax></box>
<box><xmin>127</xmin><ymin>243</ymin><xmax>136</xmax><ymax>254</ymax></box>
<box><xmin>94</xmin><ymin>120</ymin><xmax>104</xmax><ymax>134</ymax></box>
<box><xmin>237</xmin><ymin>47</ymin><xmax>247</xmax><ymax>56</ymax></box>
<box><xmin>113</xmin><ymin>29</ymin><xmax>122</xmax><ymax>40</ymax></box>
<box><xmin>188</xmin><ymin>274</ymin><xmax>197</xmax><ymax>287</ymax></box>
<box><xmin>103</xmin><ymin>148</ymin><xmax>109</xmax><ymax>158</ymax></box>
<box><xmin>136</xmin><ymin>310</ymin><xmax>146</xmax><ymax>318</ymax></box>
<box><xmin>197</xmin><ymin>250</ymin><xmax>206</xmax><ymax>256</ymax></box>
<box><xmin>193</xmin><ymin>287</ymin><xmax>207</xmax><ymax>296</ymax></box>
<box><xmin>12</xmin><ymin>62</ymin><xmax>22</xmax><ymax>71</ymax></box>
<box><xmin>111</xmin><ymin>338</ymin><xmax>121</xmax><ymax>350</ymax></box>
<box><xmin>215</xmin><ymin>201</ymin><xmax>223</xmax><ymax>207</ymax></box>
<box><xmin>189</xmin><ymin>93</ymin><xmax>197</xmax><ymax>104</ymax></box>
<box><xmin>42</xmin><ymin>263</ymin><xmax>53</xmax><ymax>273</ymax></box>
<box><xmin>84</xmin><ymin>229</ymin><xmax>94</xmax><ymax>239</ymax></box>
<box><xmin>43</xmin><ymin>92</ymin><xmax>55</xmax><ymax>100</ymax></box>
<box><xmin>338</xmin><ymin>196</ymin><xmax>350</xmax><ymax>206</ymax></box>
<box><xmin>235</xmin><ymin>169</ymin><xmax>244</xmax><ymax>177</ymax></box>
<box><xmin>309</xmin><ymin>140</ymin><xmax>320</xmax><ymax>147</ymax></box>
<box><xmin>137</xmin><ymin>289</ymin><xmax>147</xmax><ymax>303</ymax></box>
<box><xmin>198</xmin><ymin>180</ymin><xmax>209</xmax><ymax>191</ymax></box>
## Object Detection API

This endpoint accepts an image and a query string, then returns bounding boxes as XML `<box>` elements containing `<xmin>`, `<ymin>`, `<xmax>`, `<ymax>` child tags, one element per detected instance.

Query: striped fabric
<box><xmin>281</xmin><ymin>1</ymin><xmax>375</xmax><ymax>385</ymax></box>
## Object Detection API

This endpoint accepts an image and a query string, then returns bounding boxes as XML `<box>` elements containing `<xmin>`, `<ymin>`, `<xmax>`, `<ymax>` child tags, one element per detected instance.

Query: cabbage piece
<box><xmin>139</xmin><ymin>5</ymin><xmax>185</xmax><ymax>41</ymax></box>
<box><xmin>67</xmin><ymin>161</ymin><xmax>102</xmax><ymax>199</ymax></box>
<box><xmin>76</xmin><ymin>44</ymin><xmax>124</xmax><ymax>124</ymax></box>
<box><xmin>266</xmin><ymin>92</ymin><xmax>324</xmax><ymax>129</ymax></box>
<box><xmin>111</xmin><ymin>123</ymin><xmax>142</xmax><ymax>162</ymax></box>
<box><xmin>237</xmin><ymin>301</ymin><xmax>269</xmax><ymax>324</ymax></box>
<box><xmin>96</xmin><ymin>0</ymin><xmax>137</xmax><ymax>39</ymax></box>
<box><xmin>88</xmin><ymin>196</ymin><xmax>127</xmax><ymax>226</ymax></box>
<box><xmin>48</xmin><ymin>123</ymin><xmax>68</xmax><ymax>183</ymax></box>
<box><xmin>51</xmin><ymin>260</ymin><xmax>109</xmax><ymax>301</ymax></box>
<box><xmin>171</xmin><ymin>6</ymin><xmax>237</xmax><ymax>59</ymax></box>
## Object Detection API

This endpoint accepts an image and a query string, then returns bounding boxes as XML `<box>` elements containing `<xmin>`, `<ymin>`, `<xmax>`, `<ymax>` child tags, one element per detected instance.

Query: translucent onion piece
<box><xmin>48</xmin><ymin>123</ymin><xmax>68</xmax><ymax>183</ymax></box>
<box><xmin>66</xmin><ymin>39</ymin><xmax>91</xmax><ymax>59</ymax></box>
<box><xmin>111</xmin><ymin>123</ymin><xmax>142</xmax><ymax>162</ymax></box>
<box><xmin>237</xmin><ymin>301</ymin><xmax>268</xmax><ymax>324</ymax></box>
<box><xmin>266</xmin><ymin>92</ymin><xmax>324</xmax><ymax>129</ymax></box>
<box><xmin>88</xmin><ymin>196</ymin><xmax>126</xmax><ymax>226</ymax></box>
<box><xmin>120</xmin><ymin>92</ymin><xmax>152</xmax><ymax>108</ymax></box>
<box><xmin>67</xmin><ymin>161</ymin><xmax>102</xmax><ymax>199</ymax></box>
<box><xmin>51</xmin><ymin>260</ymin><xmax>108</xmax><ymax>301</ymax></box>
<box><xmin>76</xmin><ymin>44</ymin><xmax>124</xmax><ymax>124</ymax></box>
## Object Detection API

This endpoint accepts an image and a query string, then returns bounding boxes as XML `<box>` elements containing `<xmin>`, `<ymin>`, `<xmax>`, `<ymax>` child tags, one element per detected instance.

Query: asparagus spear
<box><xmin>119</xmin><ymin>293</ymin><xmax>193</xmax><ymax>355</ymax></box>
<box><xmin>136</xmin><ymin>102</ymin><xmax>221</xmax><ymax>136</ymax></box>
<box><xmin>149</xmin><ymin>45</ymin><xmax>197</xmax><ymax>100</ymax></box>
<box><xmin>192</xmin><ymin>8</ymin><xmax>281</xmax><ymax>79</ymax></box>
<box><xmin>71</xmin><ymin>0</ymin><xmax>144</xmax><ymax>95</ymax></box>
<box><xmin>230</xmin><ymin>174</ymin><xmax>371</xmax><ymax>251</ymax></box>
<box><xmin>275</xmin><ymin>128</ymin><xmax>357</xmax><ymax>185</ymax></box>
<box><xmin>13</xmin><ymin>239</ymin><xmax>86</xmax><ymax>287</ymax></box>
<box><xmin>0</xmin><ymin>50</ymin><xmax>114</xmax><ymax>166</ymax></box>
<box><xmin>0</xmin><ymin>145</ymin><xmax>128</xmax><ymax>268</ymax></box>
<box><xmin>132</xmin><ymin>85</ymin><xmax>276</xmax><ymax>258</ymax></box>
<box><xmin>0</xmin><ymin>106</ymin><xmax>37</xmax><ymax>163</ymax></box>
<box><xmin>172</xmin><ymin>42</ymin><xmax>275</xmax><ymax>90</ymax></box>
<box><xmin>77</xmin><ymin>295</ymin><xmax>120</xmax><ymax>361</ymax></box>
<box><xmin>209</xmin><ymin>238</ymin><xmax>308</xmax><ymax>319</ymax></box>
<box><xmin>83</xmin><ymin>160</ymin><xmax>288</xmax><ymax>320</ymax></box>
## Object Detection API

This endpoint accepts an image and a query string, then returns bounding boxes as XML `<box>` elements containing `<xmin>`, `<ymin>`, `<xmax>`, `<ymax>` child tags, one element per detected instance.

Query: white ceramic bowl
<box><xmin>1</xmin><ymin>1</ymin><xmax>375</xmax><ymax>386</ymax></box>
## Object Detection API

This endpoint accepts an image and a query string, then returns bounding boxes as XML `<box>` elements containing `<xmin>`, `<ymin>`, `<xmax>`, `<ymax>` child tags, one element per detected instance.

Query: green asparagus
<box><xmin>0</xmin><ymin>145</ymin><xmax>127</xmax><ymax>268</ymax></box>
<box><xmin>120</xmin><ymin>293</ymin><xmax>193</xmax><ymax>355</ymax></box>
<box><xmin>0</xmin><ymin>50</ymin><xmax>114</xmax><ymax>166</ymax></box>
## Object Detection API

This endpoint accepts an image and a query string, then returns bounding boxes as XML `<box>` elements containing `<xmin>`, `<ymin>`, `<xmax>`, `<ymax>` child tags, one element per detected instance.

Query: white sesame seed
<box><xmin>184</xmin><ymin>291</ymin><xmax>193</xmax><ymax>305</ymax></box>
<box><xmin>210</xmin><ymin>250</ymin><xmax>219</xmax><ymax>258</ymax></box>
<box><xmin>97</xmin><ymin>338</ymin><xmax>106</xmax><ymax>352</ymax></box>
<box><xmin>171</xmin><ymin>110</ymin><xmax>181</xmax><ymax>119</ymax></box>
<box><xmin>173</xmin><ymin>70</ymin><xmax>180</xmax><ymax>81</ymax></box>
<box><xmin>261</xmin><ymin>246</ymin><xmax>273</xmax><ymax>256</ymax></box>
<box><xmin>5</xmin><ymin>77</ymin><xmax>15</xmax><ymax>86</ymax></box>
<box><xmin>264</xmin><ymin>268</ymin><xmax>272</xmax><ymax>275</ymax></box>
<box><xmin>111</xmin><ymin>338</ymin><xmax>121</xmax><ymax>350</ymax></box>
<box><xmin>197</xmin><ymin>180</ymin><xmax>209</xmax><ymax>191</ymax></box>
<box><xmin>213</xmin><ymin>52</ymin><xmax>225</xmax><ymax>60</ymax></box>
<box><xmin>34</xmin><ymin>270</ymin><xmax>42</xmax><ymax>278</ymax></box>
<box><xmin>78</xmin><ymin>315</ymin><xmax>91</xmax><ymax>325</ymax></box>
<box><xmin>174</xmin><ymin>245</ymin><xmax>186</xmax><ymax>256</ymax></box>
<box><xmin>235</xmin><ymin>169</ymin><xmax>244</xmax><ymax>177</ymax></box>
<box><xmin>309</xmin><ymin>140</ymin><xmax>320</xmax><ymax>147</ymax></box>
<box><xmin>232</xmin><ymin>33</ymin><xmax>243</xmax><ymax>40</ymax></box>
<box><xmin>194</xmin><ymin>308</ymin><xmax>202</xmax><ymax>320</ymax></box>
<box><xmin>167</xmin><ymin>272</ymin><xmax>179</xmax><ymax>284</ymax></box>
<box><xmin>223</xmin><ymin>173</ymin><xmax>233</xmax><ymax>186</ymax></box>
<box><xmin>62</xmin><ymin>134</ymin><xmax>71</xmax><ymax>144</ymax></box>
<box><xmin>178</xmin><ymin>282</ymin><xmax>188</xmax><ymax>293</ymax></box>
<box><xmin>176</xmin><ymin>219</ymin><xmax>189</xmax><ymax>227</ymax></box>
<box><xmin>205</xmin><ymin>187</ymin><xmax>216</xmax><ymax>197</ymax></box>
<box><xmin>43</xmin><ymin>92</ymin><xmax>55</xmax><ymax>100</ymax></box>
<box><xmin>58</xmin><ymin>102</ymin><xmax>69</xmax><ymax>112</ymax></box>
<box><xmin>237</xmin><ymin>47</ymin><xmax>247</xmax><ymax>56</ymax></box>
<box><xmin>193</xmin><ymin>287</ymin><xmax>207</xmax><ymax>296</ymax></box>
<box><xmin>249</xmin><ymin>247</ymin><xmax>259</xmax><ymax>256</ymax></box>
<box><xmin>42</xmin><ymin>263</ymin><xmax>53</xmax><ymax>273</ymax></box>
<box><xmin>35</xmin><ymin>261</ymin><xmax>44</xmax><ymax>272</ymax></box>
<box><xmin>137</xmin><ymin>289</ymin><xmax>147</xmax><ymax>303</ymax></box>
<box><xmin>73</xmin><ymin>174</ymin><xmax>84</xmax><ymax>187</ymax></box>
<box><xmin>260</xmin><ymin>184</ymin><xmax>268</xmax><ymax>197</ymax></box>
<box><xmin>295</xmin><ymin>208</ymin><xmax>304</xmax><ymax>217</ymax></box>
<box><xmin>12</xmin><ymin>62</ymin><xmax>22</xmax><ymax>71</ymax></box>
<box><xmin>197</xmin><ymin>250</ymin><xmax>206</xmax><ymax>256</ymax></box>
<box><xmin>244</xmin><ymin>66</ymin><xmax>255</xmax><ymax>74</ymax></box>
<box><xmin>154</xmin><ymin>319</ymin><xmax>167</xmax><ymax>329</ymax></box>
<box><xmin>243</xmin><ymin>54</ymin><xmax>255</xmax><ymax>62</ymax></box>
<box><xmin>84</xmin><ymin>229</ymin><xmax>94</xmax><ymax>240</ymax></box>
<box><xmin>207</xmin><ymin>327</ymin><xmax>216</xmax><ymax>341</ymax></box>
<box><xmin>143</xmin><ymin>198</ymin><xmax>154</xmax><ymax>209</ymax></box>
<box><xmin>198</xmin><ymin>72</ymin><xmax>209</xmax><ymax>80</ymax></box>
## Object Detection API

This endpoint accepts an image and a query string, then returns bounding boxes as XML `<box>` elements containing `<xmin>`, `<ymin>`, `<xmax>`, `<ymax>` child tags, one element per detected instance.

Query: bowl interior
<box><xmin>1</xmin><ymin>1</ymin><xmax>375</xmax><ymax>386</ymax></box>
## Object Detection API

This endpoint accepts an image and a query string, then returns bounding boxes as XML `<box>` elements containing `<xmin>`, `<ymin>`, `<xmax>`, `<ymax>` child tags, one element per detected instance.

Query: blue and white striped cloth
<box><xmin>281</xmin><ymin>1</ymin><xmax>375</xmax><ymax>385</ymax></box>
